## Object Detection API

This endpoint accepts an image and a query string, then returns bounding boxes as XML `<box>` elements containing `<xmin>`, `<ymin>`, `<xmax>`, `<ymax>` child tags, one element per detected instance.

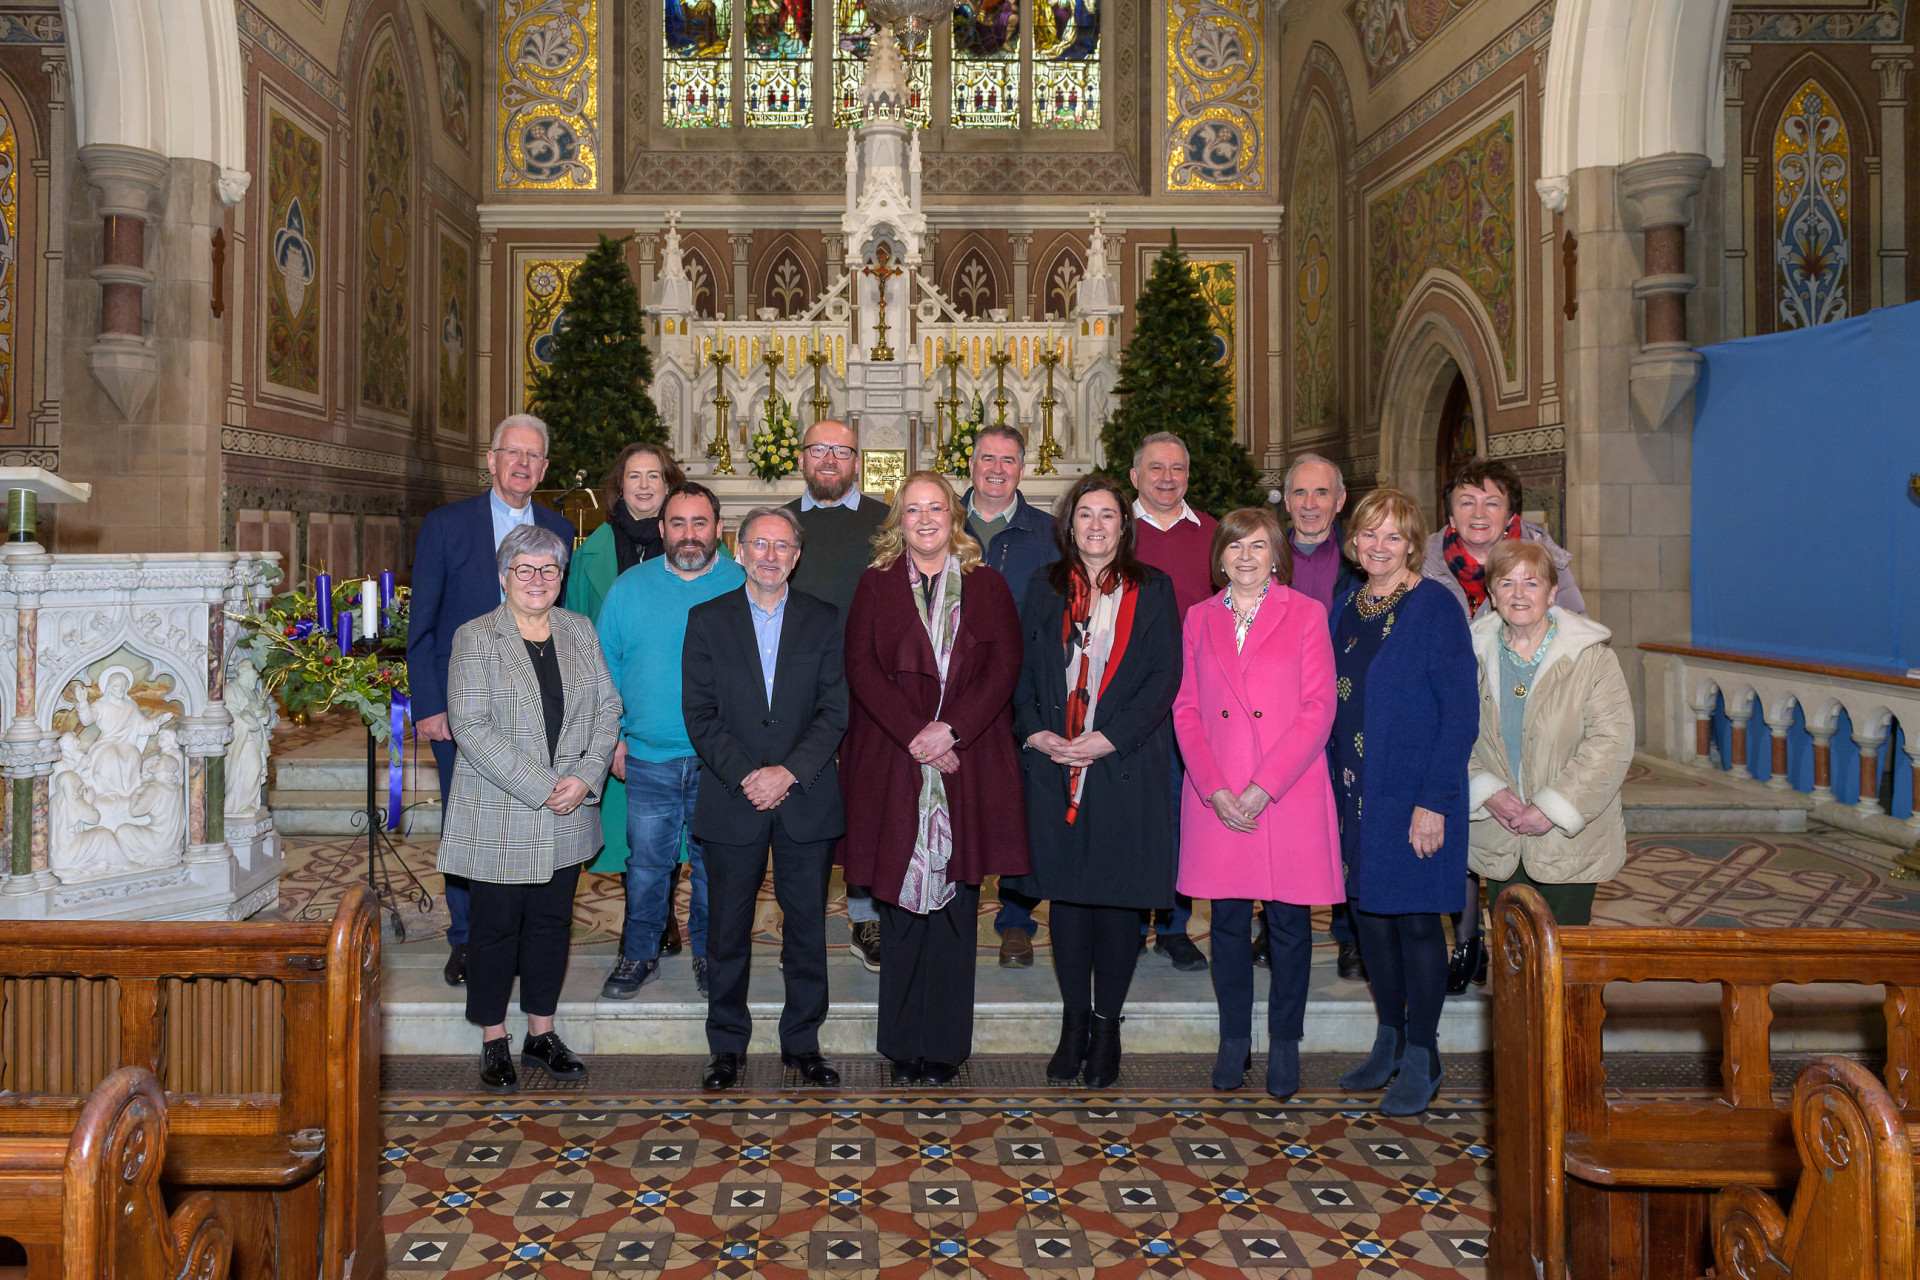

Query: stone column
<box><xmin>75</xmin><ymin>145</ymin><xmax>168</xmax><ymax>421</ymax></box>
<box><xmin>475</xmin><ymin>232</ymin><xmax>496</xmax><ymax>443</ymax></box>
<box><xmin>4</xmin><ymin>601</ymin><xmax>37</xmax><ymax>886</ymax></box>
<box><xmin>1721</xmin><ymin>49</ymin><xmax>1751</xmax><ymax>338</ymax></box>
<box><xmin>1263</xmin><ymin>230</ymin><xmax>1284</xmax><ymax>471</ymax></box>
<box><xmin>1010</xmin><ymin>232</ymin><xmax>1032</xmax><ymax>321</ymax></box>
<box><xmin>1620</xmin><ymin>153</ymin><xmax>1710</xmax><ymax>432</ymax></box>
<box><xmin>824</xmin><ymin>233</ymin><xmax>846</xmax><ymax>286</ymax></box>
<box><xmin>729</xmin><ymin>232</ymin><xmax>753</xmax><ymax>321</ymax></box>
<box><xmin>1872</xmin><ymin>48</ymin><xmax>1912</xmax><ymax>309</ymax></box>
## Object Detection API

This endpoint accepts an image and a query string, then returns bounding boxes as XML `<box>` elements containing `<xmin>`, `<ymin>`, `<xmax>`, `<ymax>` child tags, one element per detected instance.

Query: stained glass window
<box><xmin>1033</xmin><ymin>0</ymin><xmax>1098</xmax><ymax>128</ymax></box>
<box><xmin>664</xmin><ymin>0</ymin><xmax>734</xmax><ymax>127</ymax></box>
<box><xmin>833</xmin><ymin>0</ymin><xmax>930</xmax><ymax>127</ymax></box>
<box><xmin>745</xmin><ymin>0</ymin><xmax>813</xmax><ymax>126</ymax></box>
<box><xmin>951</xmin><ymin>1</ymin><xmax>1019</xmax><ymax>128</ymax></box>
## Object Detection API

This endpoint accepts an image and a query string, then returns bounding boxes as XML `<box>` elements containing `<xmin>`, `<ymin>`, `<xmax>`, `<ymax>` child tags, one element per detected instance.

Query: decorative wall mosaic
<box><xmin>438</xmin><ymin>233</ymin><xmax>471</xmax><ymax>439</ymax></box>
<box><xmin>1345</xmin><ymin>0</ymin><xmax>1478</xmax><ymax>85</ymax></box>
<box><xmin>1165</xmin><ymin>0</ymin><xmax>1266</xmax><ymax>192</ymax></box>
<box><xmin>1291</xmin><ymin>102</ymin><xmax>1337</xmax><ymax>435</ymax></box>
<box><xmin>265</xmin><ymin>109</ymin><xmax>322</xmax><ymax>397</ymax></box>
<box><xmin>1727</xmin><ymin>0</ymin><xmax>1904</xmax><ymax>42</ymax></box>
<box><xmin>0</xmin><ymin>97</ymin><xmax>17</xmax><ymax>429</ymax></box>
<box><xmin>359</xmin><ymin>43</ymin><xmax>411</xmax><ymax>415</ymax></box>
<box><xmin>1190</xmin><ymin>258</ymin><xmax>1238</xmax><ymax>422</ymax></box>
<box><xmin>0</xmin><ymin>12</ymin><xmax>60</xmax><ymax>43</ymax></box>
<box><xmin>427</xmin><ymin>19</ymin><xmax>473</xmax><ymax>150</ymax></box>
<box><xmin>521</xmin><ymin>257</ymin><xmax>584</xmax><ymax>407</ymax></box>
<box><xmin>1348</xmin><ymin>2</ymin><xmax>1546</xmax><ymax>173</ymax></box>
<box><xmin>1366</xmin><ymin>112</ymin><xmax>1516</xmax><ymax>387</ymax></box>
<box><xmin>1773</xmin><ymin>78</ymin><xmax>1850</xmax><ymax>330</ymax></box>
<box><xmin>497</xmin><ymin>0</ymin><xmax>600</xmax><ymax>187</ymax></box>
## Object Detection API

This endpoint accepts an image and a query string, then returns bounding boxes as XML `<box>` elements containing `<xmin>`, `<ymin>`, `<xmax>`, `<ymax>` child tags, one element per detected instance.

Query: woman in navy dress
<box><xmin>1327</xmin><ymin>488</ymin><xmax>1477</xmax><ymax>1115</ymax></box>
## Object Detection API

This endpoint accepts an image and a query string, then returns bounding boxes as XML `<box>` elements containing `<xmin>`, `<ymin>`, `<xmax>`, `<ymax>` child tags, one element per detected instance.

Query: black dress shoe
<box><xmin>919</xmin><ymin>1061</ymin><xmax>960</xmax><ymax>1086</ymax></box>
<box><xmin>702</xmin><ymin>1052</ymin><xmax>742</xmax><ymax>1090</ymax></box>
<box><xmin>782</xmin><ymin>1051</ymin><xmax>842</xmax><ymax>1088</ymax></box>
<box><xmin>1336</xmin><ymin>939</ymin><xmax>1367</xmax><ymax>981</ymax></box>
<box><xmin>443</xmin><ymin>943</ymin><xmax>469</xmax><ymax>987</ymax></box>
<box><xmin>1251</xmin><ymin>919</ymin><xmax>1271</xmax><ymax>969</ymax></box>
<box><xmin>659</xmin><ymin>914</ymin><xmax>684</xmax><ymax>958</ymax></box>
<box><xmin>522</xmin><ymin>1030</ymin><xmax>587</xmax><ymax>1081</ymax></box>
<box><xmin>890</xmin><ymin>1057</ymin><xmax>924</xmax><ymax>1086</ymax></box>
<box><xmin>479</xmin><ymin>1035</ymin><xmax>516</xmax><ymax>1094</ymax></box>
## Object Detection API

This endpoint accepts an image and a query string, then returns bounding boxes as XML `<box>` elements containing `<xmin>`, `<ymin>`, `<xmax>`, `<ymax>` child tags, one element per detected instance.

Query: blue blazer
<box><xmin>963</xmin><ymin>487</ymin><xmax>1060</xmax><ymax>609</ymax></box>
<box><xmin>1343</xmin><ymin>577</ymin><xmax>1478</xmax><ymax>914</ymax></box>
<box><xmin>407</xmin><ymin>492</ymin><xmax>574</xmax><ymax>721</ymax></box>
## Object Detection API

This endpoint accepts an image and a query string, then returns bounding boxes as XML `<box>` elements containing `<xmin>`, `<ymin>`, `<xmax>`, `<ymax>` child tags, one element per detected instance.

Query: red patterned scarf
<box><xmin>1061</xmin><ymin>567</ymin><xmax>1137</xmax><ymax>825</ymax></box>
<box><xmin>1442</xmin><ymin>513</ymin><xmax>1524</xmax><ymax>613</ymax></box>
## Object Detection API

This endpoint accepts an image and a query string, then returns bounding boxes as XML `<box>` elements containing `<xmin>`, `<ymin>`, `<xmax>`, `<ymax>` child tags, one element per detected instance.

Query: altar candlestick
<box><xmin>360</xmin><ymin>580</ymin><xmax>378</xmax><ymax>638</ymax></box>
<box><xmin>314</xmin><ymin>573</ymin><xmax>333</xmax><ymax>630</ymax></box>
<box><xmin>379</xmin><ymin>570</ymin><xmax>395</xmax><ymax>607</ymax></box>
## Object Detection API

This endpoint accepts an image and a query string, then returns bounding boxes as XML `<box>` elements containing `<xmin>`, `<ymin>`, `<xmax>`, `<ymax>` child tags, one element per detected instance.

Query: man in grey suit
<box><xmin>682</xmin><ymin>505</ymin><xmax>850</xmax><ymax>1091</ymax></box>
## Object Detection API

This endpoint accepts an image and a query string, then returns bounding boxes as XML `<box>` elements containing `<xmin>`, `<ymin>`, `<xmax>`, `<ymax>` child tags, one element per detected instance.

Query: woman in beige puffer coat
<box><xmin>1465</xmin><ymin>542</ymin><xmax>1635</xmax><ymax>925</ymax></box>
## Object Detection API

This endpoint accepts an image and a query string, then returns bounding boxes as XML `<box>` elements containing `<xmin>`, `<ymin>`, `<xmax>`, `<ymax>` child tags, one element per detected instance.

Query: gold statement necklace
<box><xmin>1355</xmin><ymin>576</ymin><xmax>1411</xmax><ymax>620</ymax></box>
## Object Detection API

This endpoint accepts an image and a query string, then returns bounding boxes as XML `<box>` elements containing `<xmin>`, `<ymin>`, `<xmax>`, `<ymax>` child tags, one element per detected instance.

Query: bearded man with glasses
<box><xmin>595</xmin><ymin>483</ymin><xmax>746</xmax><ymax>999</ymax></box>
<box><xmin>783</xmin><ymin>419</ymin><xmax>892</xmax><ymax>972</ymax></box>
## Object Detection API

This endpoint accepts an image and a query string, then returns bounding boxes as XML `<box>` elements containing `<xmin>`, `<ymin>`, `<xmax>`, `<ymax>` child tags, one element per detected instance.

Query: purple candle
<box><xmin>314</xmin><ymin>573</ymin><xmax>333</xmax><ymax>631</ymax></box>
<box><xmin>379</xmin><ymin>570</ymin><xmax>395</xmax><ymax>608</ymax></box>
<box><xmin>337</xmin><ymin>610</ymin><xmax>354</xmax><ymax>653</ymax></box>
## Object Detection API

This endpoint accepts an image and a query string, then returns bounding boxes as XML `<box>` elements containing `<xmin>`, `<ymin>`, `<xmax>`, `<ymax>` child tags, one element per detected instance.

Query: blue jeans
<box><xmin>623</xmin><ymin>755</ymin><xmax>709</xmax><ymax>962</ymax></box>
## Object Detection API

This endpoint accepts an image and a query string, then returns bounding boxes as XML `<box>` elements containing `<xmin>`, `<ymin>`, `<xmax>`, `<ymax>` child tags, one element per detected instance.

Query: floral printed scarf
<box><xmin>1061</xmin><ymin>566</ymin><xmax>1138</xmax><ymax>824</ymax></box>
<box><xmin>899</xmin><ymin>555</ymin><xmax>964</xmax><ymax>915</ymax></box>
<box><xmin>1442</xmin><ymin>512</ymin><xmax>1524</xmax><ymax>613</ymax></box>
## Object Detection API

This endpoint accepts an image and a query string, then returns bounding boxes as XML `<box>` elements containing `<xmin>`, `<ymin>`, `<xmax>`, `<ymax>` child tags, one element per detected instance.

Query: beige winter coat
<box><xmin>1466</xmin><ymin>607</ymin><xmax>1635</xmax><ymax>884</ymax></box>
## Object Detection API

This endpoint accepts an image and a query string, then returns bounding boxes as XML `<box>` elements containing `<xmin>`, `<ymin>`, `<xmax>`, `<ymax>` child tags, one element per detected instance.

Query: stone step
<box><xmin>275</xmin><ymin>754</ymin><xmax>439</xmax><ymax>793</ymax></box>
<box><xmin>1622</xmin><ymin>753</ymin><xmax>1813</xmax><ymax>833</ymax></box>
<box><xmin>269</xmin><ymin>788</ymin><xmax>442</xmax><ymax>836</ymax></box>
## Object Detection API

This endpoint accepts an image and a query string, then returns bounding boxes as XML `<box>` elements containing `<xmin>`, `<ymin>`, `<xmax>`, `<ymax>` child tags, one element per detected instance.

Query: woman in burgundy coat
<box><xmin>841</xmin><ymin>470</ymin><xmax>1029</xmax><ymax>1086</ymax></box>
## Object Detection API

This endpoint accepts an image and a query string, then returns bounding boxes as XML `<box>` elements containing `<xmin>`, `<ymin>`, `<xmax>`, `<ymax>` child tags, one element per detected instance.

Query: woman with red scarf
<box><xmin>1008</xmin><ymin>474</ymin><xmax>1183</xmax><ymax>1090</ymax></box>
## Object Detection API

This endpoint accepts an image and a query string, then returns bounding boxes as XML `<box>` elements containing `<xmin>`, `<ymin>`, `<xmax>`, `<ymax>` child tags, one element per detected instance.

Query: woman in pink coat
<box><xmin>1172</xmin><ymin>507</ymin><xmax>1341</xmax><ymax>1100</ymax></box>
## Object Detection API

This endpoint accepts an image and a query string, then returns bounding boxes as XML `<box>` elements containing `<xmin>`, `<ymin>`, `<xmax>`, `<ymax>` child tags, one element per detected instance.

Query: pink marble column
<box><xmin>188</xmin><ymin>757</ymin><xmax>208</xmax><ymax>847</ymax></box>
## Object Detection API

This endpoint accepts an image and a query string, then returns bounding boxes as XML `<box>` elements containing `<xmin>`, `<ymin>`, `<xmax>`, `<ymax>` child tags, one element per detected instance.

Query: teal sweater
<box><xmin>596</xmin><ymin>555</ymin><xmax>746</xmax><ymax>761</ymax></box>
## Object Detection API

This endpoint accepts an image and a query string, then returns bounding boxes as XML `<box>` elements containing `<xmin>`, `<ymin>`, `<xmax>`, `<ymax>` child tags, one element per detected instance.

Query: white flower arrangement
<box><xmin>749</xmin><ymin>393</ymin><xmax>802</xmax><ymax>483</ymax></box>
<box><xmin>937</xmin><ymin>392</ymin><xmax>988</xmax><ymax>477</ymax></box>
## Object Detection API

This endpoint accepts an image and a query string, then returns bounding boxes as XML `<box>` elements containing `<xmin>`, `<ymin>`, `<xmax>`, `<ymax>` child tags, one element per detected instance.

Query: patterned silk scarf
<box><xmin>899</xmin><ymin>555</ymin><xmax>964</xmax><ymax>915</ymax></box>
<box><xmin>1442</xmin><ymin>512</ymin><xmax>1524</xmax><ymax>613</ymax></box>
<box><xmin>1060</xmin><ymin>567</ymin><xmax>1138</xmax><ymax>825</ymax></box>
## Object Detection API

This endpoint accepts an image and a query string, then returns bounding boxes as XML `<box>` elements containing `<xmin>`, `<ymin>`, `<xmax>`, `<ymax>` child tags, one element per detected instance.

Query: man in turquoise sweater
<box><xmin>597</xmin><ymin>482</ymin><xmax>746</xmax><ymax>999</ymax></box>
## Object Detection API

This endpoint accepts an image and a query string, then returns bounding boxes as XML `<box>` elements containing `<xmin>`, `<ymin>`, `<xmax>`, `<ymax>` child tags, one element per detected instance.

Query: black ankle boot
<box><xmin>1445</xmin><ymin>936</ymin><xmax>1483</xmax><ymax>995</ymax></box>
<box><xmin>1047</xmin><ymin>1009</ymin><xmax>1092</xmax><ymax>1084</ymax></box>
<box><xmin>1083</xmin><ymin>1013</ymin><xmax>1122</xmax><ymax>1090</ymax></box>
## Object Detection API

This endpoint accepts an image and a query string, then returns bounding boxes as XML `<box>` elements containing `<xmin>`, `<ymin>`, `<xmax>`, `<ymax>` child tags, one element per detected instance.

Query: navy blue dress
<box><xmin>1331</xmin><ymin>586</ymin><xmax>1399</xmax><ymax>899</ymax></box>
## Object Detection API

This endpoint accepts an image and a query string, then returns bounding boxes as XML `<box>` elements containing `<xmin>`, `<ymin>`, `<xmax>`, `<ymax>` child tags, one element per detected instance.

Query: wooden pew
<box><xmin>0</xmin><ymin>886</ymin><xmax>382</xmax><ymax>1280</ymax></box>
<box><xmin>1712</xmin><ymin>1056</ymin><xmax>1914</xmax><ymax>1280</ymax></box>
<box><xmin>1490</xmin><ymin>884</ymin><xmax>1920</xmax><ymax>1280</ymax></box>
<box><xmin>1</xmin><ymin>1065</ymin><xmax>234</xmax><ymax>1280</ymax></box>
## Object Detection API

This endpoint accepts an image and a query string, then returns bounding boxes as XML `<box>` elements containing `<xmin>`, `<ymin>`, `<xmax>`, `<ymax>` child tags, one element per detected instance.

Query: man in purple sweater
<box><xmin>1127</xmin><ymin>432</ymin><xmax>1217</xmax><ymax>973</ymax></box>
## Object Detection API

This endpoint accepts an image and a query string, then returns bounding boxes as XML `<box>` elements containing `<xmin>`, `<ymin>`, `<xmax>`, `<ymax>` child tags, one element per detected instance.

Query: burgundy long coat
<box><xmin>838</xmin><ymin>557</ymin><xmax>1030</xmax><ymax>905</ymax></box>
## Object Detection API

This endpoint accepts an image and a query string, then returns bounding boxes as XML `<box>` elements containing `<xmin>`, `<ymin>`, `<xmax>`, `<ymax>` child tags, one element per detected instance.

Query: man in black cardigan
<box><xmin>682</xmin><ymin>506</ymin><xmax>850</xmax><ymax>1091</ymax></box>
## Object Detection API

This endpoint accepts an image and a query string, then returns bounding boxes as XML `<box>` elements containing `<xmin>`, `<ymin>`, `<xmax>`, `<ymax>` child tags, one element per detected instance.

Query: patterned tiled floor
<box><xmin>376</xmin><ymin>1083</ymin><xmax>1492</xmax><ymax>1278</ymax></box>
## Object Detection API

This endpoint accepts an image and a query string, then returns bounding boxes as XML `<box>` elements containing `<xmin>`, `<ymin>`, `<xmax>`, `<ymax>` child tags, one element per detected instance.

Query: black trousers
<box><xmin>466</xmin><ymin>862</ymin><xmax>582</xmax><ymax>1027</ymax></box>
<box><xmin>876</xmin><ymin>884</ymin><xmax>980</xmax><ymax>1066</ymax></box>
<box><xmin>1050</xmin><ymin>900</ymin><xmax>1141</xmax><ymax>1019</ymax></box>
<box><xmin>703</xmin><ymin>818</ymin><xmax>835</xmax><ymax>1055</ymax></box>
<box><xmin>1212</xmin><ymin>899</ymin><xmax>1311</xmax><ymax>1041</ymax></box>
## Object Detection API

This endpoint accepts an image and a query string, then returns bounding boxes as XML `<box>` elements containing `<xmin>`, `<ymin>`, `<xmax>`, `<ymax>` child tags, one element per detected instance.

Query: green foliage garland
<box><xmin>231</xmin><ymin>574</ymin><xmax>411</xmax><ymax>740</ymax></box>
<box><xmin>525</xmin><ymin>234</ymin><xmax>665</xmax><ymax>489</ymax></box>
<box><xmin>1098</xmin><ymin>234</ymin><xmax>1267</xmax><ymax>516</ymax></box>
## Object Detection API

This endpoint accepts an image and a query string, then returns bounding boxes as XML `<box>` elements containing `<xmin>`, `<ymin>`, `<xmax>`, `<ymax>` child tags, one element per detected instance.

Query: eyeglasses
<box><xmin>493</xmin><ymin>447</ymin><xmax>545</xmax><ymax>463</ymax></box>
<box><xmin>745</xmin><ymin>538</ymin><xmax>797</xmax><ymax>557</ymax></box>
<box><xmin>508</xmin><ymin>564</ymin><xmax>562</xmax><ymax>582</ymax></box>
<box><xmin>802</xmin><ymin>444</ymin><xmax>855</xmax><ymax>460</ymax></box>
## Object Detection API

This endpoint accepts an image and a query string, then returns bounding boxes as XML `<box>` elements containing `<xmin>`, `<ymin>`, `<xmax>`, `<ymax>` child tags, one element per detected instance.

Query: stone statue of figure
<box><xmin>71</xmin><ymin>669</ymin><xmax>173</xmax><ymax>802</ymax></box>
<box><xmin>224</xmin><ymin>663</ymin><xmax>270</xmax><ymax>818</ymax></box>
<box><xmin>48</xmin><ymin>732</ymin><xmax>129</xmax><ymax>883</ymax></box>
<box><xmin>119</xmin><ymin>749</ymin><xmax>187</xmax><ymax>869</ymax></box>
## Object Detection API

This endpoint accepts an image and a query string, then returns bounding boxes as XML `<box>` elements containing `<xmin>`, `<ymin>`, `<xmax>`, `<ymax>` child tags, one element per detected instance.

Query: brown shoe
<box><xmin>998</xmin><ymin>926</ymin><xmax>1034</xmax><ymax>968</ymax></box>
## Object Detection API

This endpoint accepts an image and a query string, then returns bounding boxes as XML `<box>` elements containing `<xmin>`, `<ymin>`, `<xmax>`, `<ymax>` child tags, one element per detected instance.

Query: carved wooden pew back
<box><xmin>0</xmin><ymin>887</ymin><xmax>381</xmax><ymax>1280</ymax></box>
<box><xmin>1491</xmin><ymin>885</ymin><xmax>1920</xmax><ymax>1280</ymax></box>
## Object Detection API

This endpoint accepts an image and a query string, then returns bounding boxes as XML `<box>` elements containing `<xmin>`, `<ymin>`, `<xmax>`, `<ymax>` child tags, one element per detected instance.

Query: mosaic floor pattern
<box><xmin>375</xmin><ymin>1082</ymin><xmax>1491</xmax><ymax>1279</ymax></box>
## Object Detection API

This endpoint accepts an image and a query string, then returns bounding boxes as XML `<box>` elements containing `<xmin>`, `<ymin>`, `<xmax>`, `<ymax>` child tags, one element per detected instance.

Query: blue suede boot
<box><xmin>1211</xmin><ymin>1037</ymin><xmax>1252</xmax><ymax>1090</ymax></box>
<box><xmin>1379</xmin><ymin>1046</ymin><xmax>1442</xmax><ymax>1116</ymax></box>
<box><xmin>1265</xmin><ymin>1039</ymin><xmax>1300</xmax><ymax>1102</ymax></box>
<box><xmin>1339</xmin><ymin>1025</ymin><xmax>1403</xmax><ymax>1091</ymax></box>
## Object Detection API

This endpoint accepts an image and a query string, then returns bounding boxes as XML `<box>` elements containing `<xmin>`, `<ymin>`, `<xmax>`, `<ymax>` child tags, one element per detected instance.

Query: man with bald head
<box><xmin>784</xmin><ymin>418</ymin><xmax>889</xmax><ymax>969</ymax></box>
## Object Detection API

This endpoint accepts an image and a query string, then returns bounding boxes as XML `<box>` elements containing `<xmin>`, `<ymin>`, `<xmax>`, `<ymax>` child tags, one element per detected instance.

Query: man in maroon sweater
<box><xmin>1127</xmin><ymin>431</ymin><xmax>1218</xmax><ymax>973</ymax></box>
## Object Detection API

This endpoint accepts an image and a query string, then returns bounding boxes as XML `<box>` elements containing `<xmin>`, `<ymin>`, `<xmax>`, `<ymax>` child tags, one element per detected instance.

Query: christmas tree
<box><xmin>1099</xmin><ymin>234</ymin><xmax>1266</xmax><ymax>516</ymax></box>
<box><xmin>525</xmin><ymin>234</ymin><xmax>665</xmax><ymax>489</ymax></box>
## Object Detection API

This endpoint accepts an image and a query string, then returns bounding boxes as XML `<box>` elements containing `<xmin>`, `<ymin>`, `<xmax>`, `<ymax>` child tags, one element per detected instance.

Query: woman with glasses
<box><xmin>439</xmin><ymin>524</ymin><xmax>623</xmax><ymax>1093</ymax></box>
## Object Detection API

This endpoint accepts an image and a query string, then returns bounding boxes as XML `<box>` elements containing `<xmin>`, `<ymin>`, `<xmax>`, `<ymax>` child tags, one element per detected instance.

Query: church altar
<box><xmin>637</xmin><ymin>17</ymin><xmax>1123</xmax><ymax>517</ymax></box>
<box><xmin>0</xmin><ymin>473</ymin><xmax>284</xmax><ymax>920</ymax></box>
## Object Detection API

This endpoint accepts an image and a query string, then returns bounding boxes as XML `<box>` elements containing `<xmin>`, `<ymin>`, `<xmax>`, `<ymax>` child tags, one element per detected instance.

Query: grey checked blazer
<box><xmin>437</xmin><ymin>603</ymin><xmax>623</xmax><ymax>884</ymax></box>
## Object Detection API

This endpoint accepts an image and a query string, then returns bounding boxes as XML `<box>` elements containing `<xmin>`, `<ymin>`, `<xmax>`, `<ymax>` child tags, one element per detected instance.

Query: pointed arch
<box><xmin>1033</xmin><ymin>234</ymin><xmax>1085</xmax><ymax>322</ymax></box>
<box><xmin>943</xmin><ymin>234</ymin><xmax>1005</xmax><ymax>320</ymax></box>
<box><xmin>680</xmin><ymin>236</ymin><xmax>722</xmax><ymax>318</ymax></box>
<box><xmin>1375</xmin><ymin>276</ymin><xmax>1505</xmax><ymax>521</ymax></box>
<box><xmin>757</xmin><ymin>234</ymin><xmax>817</xmax><ymax>319</ymax></box>
<box><xmin>1751</xmin><ymin>54</ymin><xmax>1871</xmax><ymax>334</ymax></box>
<box><xmin>354</xmin><ymin>25</ymin><xmax>416</xmax><ymax>418</ymax></box>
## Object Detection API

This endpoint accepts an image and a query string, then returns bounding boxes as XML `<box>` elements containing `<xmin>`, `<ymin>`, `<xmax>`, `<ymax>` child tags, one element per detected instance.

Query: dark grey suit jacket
<box><xmin>682</xmin><ymin>586</ymin><xmax>849</xmax><ymax>846</ymax></box>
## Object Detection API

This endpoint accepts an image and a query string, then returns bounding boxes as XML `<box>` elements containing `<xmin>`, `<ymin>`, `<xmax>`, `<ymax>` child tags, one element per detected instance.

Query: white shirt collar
<box><xmin>1132</xmin><ymin>497</ymin><xmax>1200</xmax><ymax>531</ymax></box>
<box><xmin>799</xmin><ymin>488</ymin><xmax>863</xmax><ymax>512</ymax></box>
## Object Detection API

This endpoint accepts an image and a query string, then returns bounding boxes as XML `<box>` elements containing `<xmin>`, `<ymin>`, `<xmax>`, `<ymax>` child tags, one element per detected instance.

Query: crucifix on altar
<box><xmin>859</xmin><ymin>241</ymin><xmax>906</xmax><ymax>362</ymax></box>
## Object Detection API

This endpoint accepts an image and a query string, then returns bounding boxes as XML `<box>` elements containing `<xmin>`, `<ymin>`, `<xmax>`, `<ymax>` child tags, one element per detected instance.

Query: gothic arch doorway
<box><xmin>1434</xmin><ymin>371</ymin><xmax>1477</xmax><ymax>513</ymax></box>
<box><xmin>1376</xmin><ymin>308</ymin><xmax>1486</xmax><ymax>523</ymax></box>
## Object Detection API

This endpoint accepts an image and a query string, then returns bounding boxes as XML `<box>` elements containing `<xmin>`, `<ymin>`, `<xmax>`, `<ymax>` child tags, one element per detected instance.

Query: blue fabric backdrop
<box><xmin>1693</xmin><ymin>301</ymin><xmax>1920</xmax><ymax>670</ymax></box>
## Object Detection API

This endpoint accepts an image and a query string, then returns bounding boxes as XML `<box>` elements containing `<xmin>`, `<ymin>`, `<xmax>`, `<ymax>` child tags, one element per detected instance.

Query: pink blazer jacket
<box><xmin>1171</xmin><ymin>584</ymin><xmax>1343</xmax><ymax>904</ymax></box>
